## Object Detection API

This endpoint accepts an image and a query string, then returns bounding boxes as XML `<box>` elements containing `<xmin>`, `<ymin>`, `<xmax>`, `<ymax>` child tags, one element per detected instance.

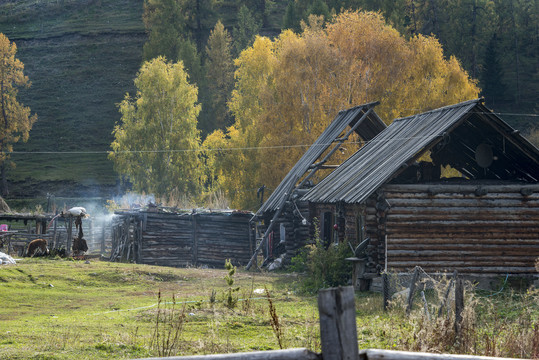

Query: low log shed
<box><xmin>111</xmin><ymin>208</ymin><xmax>254</xmax><ymax>268</ymax></box>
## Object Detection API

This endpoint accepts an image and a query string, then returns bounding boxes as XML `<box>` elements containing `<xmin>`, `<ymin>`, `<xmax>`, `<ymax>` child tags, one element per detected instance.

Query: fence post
<box><xmin>382</xmin><ymin>272</ymin><xmax>390</xmax><ymax>311</ymax></box>
<box><xmin>52</xmin><ymin>217</ymin><xmax>58</xmax><ymax>250</ymax></box>
<box><xmin>406</xmin><ymin>267</ymin><xmax>420</xmax><ymax>315</ymax></box>
<box><xmin>454</xmin><ymin>278</ymin><xmax>464</xmax><ymax>336</ymax></box>
<box><xmin>100</xmin><ymin>218</ymin><xmax>106</xmax><ymax>255</ymax></box>
<box><xmin>66</xmin><ymin>217</ymin><xmax>73</xmax><ymax>257</ymax></box>
<box><xmin>318</xmin><ymin>286</ymin><xmax>358</xmax><ymax>360</ymax></box>
<box><xmin>438</xmin><ymin>270</ymin><xmax>457</xmax><ymax>318</ymax></box>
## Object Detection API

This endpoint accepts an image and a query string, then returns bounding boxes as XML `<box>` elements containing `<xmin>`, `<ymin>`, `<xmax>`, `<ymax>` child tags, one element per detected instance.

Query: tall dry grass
<box><xmin>150</xmin><ymin>291</ymin><xmax>187</xmax><ymax>357</ymax></box>
<box><xmin>386</xmin><ymin>276</ymin><xmax>539</xmax><ymax>358</ymax></box>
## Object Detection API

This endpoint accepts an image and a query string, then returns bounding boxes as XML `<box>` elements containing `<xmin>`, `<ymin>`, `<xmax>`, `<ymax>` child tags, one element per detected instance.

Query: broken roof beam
<box><xmin>299</xmin><ymin>105</ymin><xmax>378</xmax><ymax>187</ymax></box>
<box><xmin>256</xmin><ymin>102</ymin><xmax>385</xmax><ymax>216</ymax></box>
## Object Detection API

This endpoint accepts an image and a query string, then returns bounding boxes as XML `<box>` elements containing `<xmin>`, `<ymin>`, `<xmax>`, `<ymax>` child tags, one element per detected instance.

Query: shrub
<box><xmin>224</xmin><ymin>259</ymin><xmax>239</xmax><ymax>308</ymax></box>
<box><xmin>293</xmin><ymin>221</ymin><xmax>352</xmax><ymax>293</ymax></box>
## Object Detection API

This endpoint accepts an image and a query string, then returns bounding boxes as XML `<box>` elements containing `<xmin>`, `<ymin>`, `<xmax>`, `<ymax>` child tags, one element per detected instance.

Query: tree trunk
<box><xmin>195</xmin><ymin>0</ymin><xmax>202</xmax><ymax>51</ymax></box>
<box><xmin>1</xmin><ymin>162</ymin><xmax>8</xmax><ymax>197</ymax></box>
<box><xmin>510</xmin><ymin>0</ymin><xmax>521</xmax><ymax>106</ymax></box>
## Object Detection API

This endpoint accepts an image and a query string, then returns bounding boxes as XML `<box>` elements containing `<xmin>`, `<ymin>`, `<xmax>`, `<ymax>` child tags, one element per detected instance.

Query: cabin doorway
<box><xmin>321</xmin><ymin>211</ymin><xmax>333</xmax><ymax>248</ymax></box>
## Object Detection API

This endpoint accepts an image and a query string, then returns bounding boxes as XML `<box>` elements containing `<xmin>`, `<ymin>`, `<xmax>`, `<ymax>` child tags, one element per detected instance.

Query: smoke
<box><xmin>110</xmin><ymin>192</ymin><xmax>156</xmax><ymax>210</ymax></box>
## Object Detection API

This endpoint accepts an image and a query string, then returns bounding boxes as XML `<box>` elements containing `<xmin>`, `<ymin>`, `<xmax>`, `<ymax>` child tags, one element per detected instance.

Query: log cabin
<box><xmin>255</xmin><ymin>99</ymin><xmax>539</xmax><ymax>287</ymax></box>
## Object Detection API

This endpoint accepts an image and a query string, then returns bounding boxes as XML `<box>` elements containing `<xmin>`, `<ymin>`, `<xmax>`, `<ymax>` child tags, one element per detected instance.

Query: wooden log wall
<box><xmin>364</xmin><ymin>192</ymin><xmax>390</xmax><ymax>275</ymax></box>
<box><xmin>194</xmin><ymin>213</ymin><xmax>253</xmax><ymax>267</ymax></box>
<box><xmin>282</xmin><ymin>200</ymin><xmax>312</xmax><ymax>263</ymax></box>
<box><xmin>260</xmin><ymin>199</ymin><xmax>312</xmax><ymax>265</ymax></box>
<box><xmin>140</xmin><ymin>213</ymin><xmax>193</xmax><ymax>267</ymax></box>
<box><xmin>112</xmin><ymin>211</ymin><xmax>254</xmax><ymax>268</ymax></box>
<box><xmin>310</xmin><ymin>203</ymin><xmax>335</xmax><ymax>237</ymax></box>
<box><xmin>290</xmin><ymin>200</ymin><xmax>312</xmax><ymax>257</ymax></box>
<box><xmin>380</xmin><ymin>183</ymin><xmax>539</xmax><ymax>275</ymax></box>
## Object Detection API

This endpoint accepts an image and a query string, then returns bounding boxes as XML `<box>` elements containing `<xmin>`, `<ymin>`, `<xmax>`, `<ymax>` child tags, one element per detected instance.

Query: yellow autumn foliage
<box><xmin>204</xmin><ymin>11</ymin><xmax>480</xmax><ymax>210</ymax></box>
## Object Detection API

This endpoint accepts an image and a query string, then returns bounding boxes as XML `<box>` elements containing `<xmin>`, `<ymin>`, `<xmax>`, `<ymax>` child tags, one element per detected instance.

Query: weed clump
<box><xmin>265</xmin><ymin>286</ymin><xmax>284</xmax><ymax>349</ymax></box>
<box><xmin>290</xmin><ymin>220</ymin><xmax>351</xmax><ymax>293</ymax></box>
<box><xmin>150</xmin><ymin>291</ymin><xmax>187</xmax><ymax>357</ymax></box>
<box><xmin>385</xmin><ymin>274</ymin><xmax>539</xmax><ymax>358</ymax></box>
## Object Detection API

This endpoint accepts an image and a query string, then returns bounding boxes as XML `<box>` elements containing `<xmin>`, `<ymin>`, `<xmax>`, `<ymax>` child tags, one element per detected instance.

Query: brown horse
<box><xmin>26</xmin><ymin>239</ymin><xmax>49</xmax><ymax>257</ymax></box>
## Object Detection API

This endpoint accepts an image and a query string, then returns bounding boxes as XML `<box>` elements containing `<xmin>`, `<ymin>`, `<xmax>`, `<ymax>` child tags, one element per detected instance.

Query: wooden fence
<box><xmin>136</xmin><ymin>286</ymin><xmax>519</xmax><ymax>360</ymax></box>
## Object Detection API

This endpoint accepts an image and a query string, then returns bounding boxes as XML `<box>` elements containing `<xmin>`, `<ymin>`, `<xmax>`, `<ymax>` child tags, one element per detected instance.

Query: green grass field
<box><xmin>0</xmin><ymin>259</ymin><xmax>325</xmax><ymax>359</ymax></box>
<box><xmin>0</xmin><ymin>259</ymin><xmax>537</xmax><ymax>359</ymax></box>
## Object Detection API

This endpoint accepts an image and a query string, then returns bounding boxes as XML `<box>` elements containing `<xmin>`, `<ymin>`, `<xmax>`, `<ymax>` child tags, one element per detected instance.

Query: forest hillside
<box><xmin>0</xmin><ymin>0</ymin><xmax>536</xmax><ymax>201</ymax></box>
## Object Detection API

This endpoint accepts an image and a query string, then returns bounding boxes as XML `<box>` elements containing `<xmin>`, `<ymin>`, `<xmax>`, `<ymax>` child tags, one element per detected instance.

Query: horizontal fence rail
<box><xmin>137</xmin><ymin>348</ymin><xmax>320</xmax><ymax>360</ymax></box>
<box><xmin>359</xmin><ymin>349</ymin><xmax>521</xmax><ymax>360</ymax></box>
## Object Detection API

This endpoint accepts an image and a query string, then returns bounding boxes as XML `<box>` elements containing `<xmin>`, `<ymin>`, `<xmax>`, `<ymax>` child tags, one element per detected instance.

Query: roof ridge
<box><xmin>393</xmin><ymin>98</ymin><xmax>482</xmax><ymax>122</ymax></box>
<box><xmin>338</xmin><ymin>101</ymin><xmax>380</xmax><ymax>114</ymax></box>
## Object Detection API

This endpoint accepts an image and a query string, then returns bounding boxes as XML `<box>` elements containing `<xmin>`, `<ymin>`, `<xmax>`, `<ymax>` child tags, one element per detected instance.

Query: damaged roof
<box><xmin>302</xmin><ymin>98</ymin><xmax>539</xmax><ymax>204</ymax></box>
<box><xmin>256</xmin><ymin>102</ymin><xmax>386</xmax><ymax>215</ymax></box>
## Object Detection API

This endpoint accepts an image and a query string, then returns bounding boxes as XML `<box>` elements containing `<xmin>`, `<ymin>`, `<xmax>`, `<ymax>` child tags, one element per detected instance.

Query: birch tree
<box><xmin>109</xmin><ymin>57</ymin><xmax>203</xmax><ymax>198</ymax></box>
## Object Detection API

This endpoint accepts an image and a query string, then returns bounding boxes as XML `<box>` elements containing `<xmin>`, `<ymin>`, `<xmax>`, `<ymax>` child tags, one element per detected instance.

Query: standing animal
<box><xmin>26</xmin><ymin>239</ymin><xmax>49</xmax><ymax>257</ymax></box>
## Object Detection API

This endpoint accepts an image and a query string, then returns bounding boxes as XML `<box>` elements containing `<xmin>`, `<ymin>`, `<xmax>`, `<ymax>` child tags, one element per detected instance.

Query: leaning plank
<box><xmin>136</xmin><ymin>348</ymin><xmax>320</xmax><ymax>360</ymax></box>
<box><xmin>359</xmin><ymin>349</ymin><xmax>520</xmax><ymax>360</ymax></box>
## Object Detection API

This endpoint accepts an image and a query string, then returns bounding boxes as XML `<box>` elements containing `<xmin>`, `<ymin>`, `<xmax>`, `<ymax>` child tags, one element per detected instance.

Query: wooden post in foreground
<box><xmin>318</xmin><ymin>286</ymin><xmax>358</xmax><ymax>360</ymax></box>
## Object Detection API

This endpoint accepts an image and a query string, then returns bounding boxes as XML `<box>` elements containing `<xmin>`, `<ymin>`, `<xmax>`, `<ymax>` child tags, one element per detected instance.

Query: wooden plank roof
<box><xmin>256</xmin><ymin>102</ymin><xmax>386</xmax><ymax>215</ymax></box>
<box><xmin>302</xmin><ymin>98</ymin><xmax>539</xmax><ymax>204</ymax></box>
